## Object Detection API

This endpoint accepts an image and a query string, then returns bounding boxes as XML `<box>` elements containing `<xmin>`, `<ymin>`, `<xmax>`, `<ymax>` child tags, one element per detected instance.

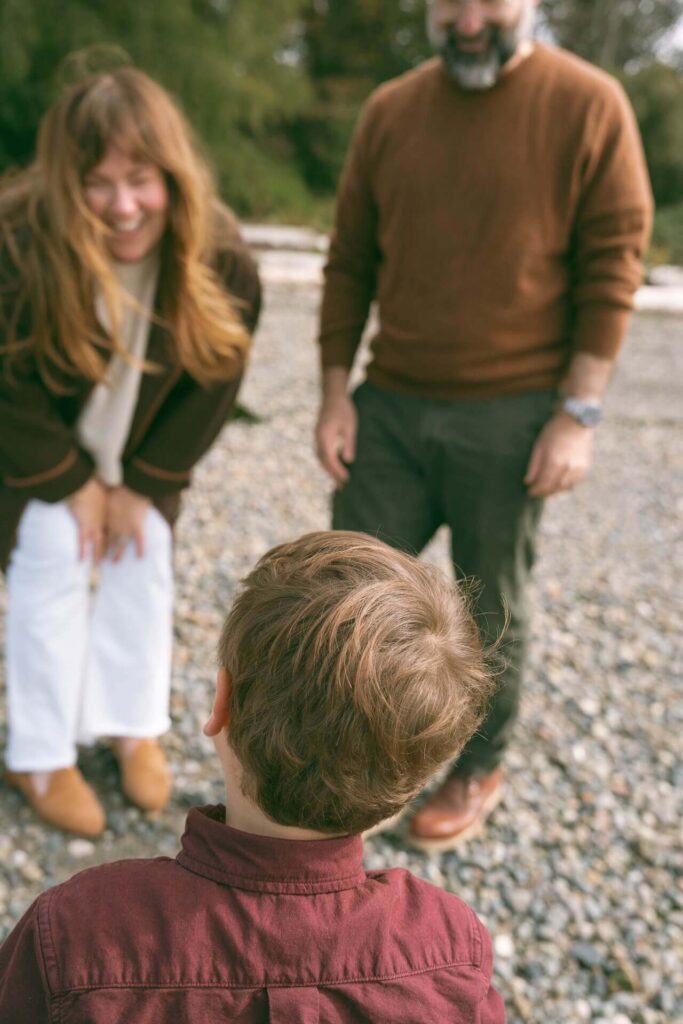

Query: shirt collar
<box><xmin>176</xmin><ymin>805</ymin><xmax>366</xmax><ymax>895</ymax></box>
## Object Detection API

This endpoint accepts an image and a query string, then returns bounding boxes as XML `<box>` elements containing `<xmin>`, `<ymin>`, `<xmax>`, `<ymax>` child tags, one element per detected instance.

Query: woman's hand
<box><xmin>105</xmin><ymin>486</ymin><xmax>151</xmax><ymax>561</ymax></box>
<box><xmin>67</xmin><ymin>478</ymin><xmax>108</xmax><ymax>561</ymax></box>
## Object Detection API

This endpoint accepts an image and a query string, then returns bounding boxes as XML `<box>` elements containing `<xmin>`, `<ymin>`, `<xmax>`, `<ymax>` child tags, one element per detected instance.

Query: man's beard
<box><xmin>427</xmin><ymin>5</ymin><xmax>535</xmax><ymax>91</ymax></box>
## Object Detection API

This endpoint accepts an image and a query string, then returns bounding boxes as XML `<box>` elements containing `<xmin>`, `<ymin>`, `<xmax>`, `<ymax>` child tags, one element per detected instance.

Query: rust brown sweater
<box><xmin>319</xmin><ymin>44</ymin><xmax>653</xmax><ymax>398</ymax></box>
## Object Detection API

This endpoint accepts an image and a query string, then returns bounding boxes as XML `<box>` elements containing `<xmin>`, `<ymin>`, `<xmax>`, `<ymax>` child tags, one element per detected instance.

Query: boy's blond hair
<box><xmin>218</xmin><ymin>531</ymin><xmax>495</xmax><ymax>834</ymax></box>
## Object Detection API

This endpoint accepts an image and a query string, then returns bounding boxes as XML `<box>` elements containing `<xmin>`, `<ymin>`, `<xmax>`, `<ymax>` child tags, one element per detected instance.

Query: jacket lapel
<box><xmin>122</xmin><ymin>317</ymin><xmax>181</xmax><ymax>460</ymax></box>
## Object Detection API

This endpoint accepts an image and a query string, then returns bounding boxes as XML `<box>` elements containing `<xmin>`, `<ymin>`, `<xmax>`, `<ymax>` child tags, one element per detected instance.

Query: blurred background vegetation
<box><xmin>1</xmin><ymin>0</ymin><xmax>682</xmax><ymax>261</ymax></box>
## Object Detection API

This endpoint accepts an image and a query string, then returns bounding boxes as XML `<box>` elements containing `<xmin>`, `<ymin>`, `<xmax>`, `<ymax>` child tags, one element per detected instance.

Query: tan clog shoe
<box><xmin>116</xmin><ymin>740</ymin><xmax>172</xmax><ymax>812</ymax></box>
<box><xmin>6</xmin><ymin>767</ymin><xmax>106</xmax><ymax>838</ymax></box>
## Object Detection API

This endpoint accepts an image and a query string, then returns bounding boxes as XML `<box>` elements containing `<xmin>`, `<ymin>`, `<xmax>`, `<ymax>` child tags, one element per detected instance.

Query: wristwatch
<box><xmin>560</xmin><ymin>395</ymin><xmax>603</xmax><ymax>428</ymax></box>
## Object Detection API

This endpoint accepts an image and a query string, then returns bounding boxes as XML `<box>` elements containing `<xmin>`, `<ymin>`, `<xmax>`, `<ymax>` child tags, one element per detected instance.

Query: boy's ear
<box><xmin>203</xmin><ymin>667</ymin><xmax>232</xmax><ymax>737</ymax></box>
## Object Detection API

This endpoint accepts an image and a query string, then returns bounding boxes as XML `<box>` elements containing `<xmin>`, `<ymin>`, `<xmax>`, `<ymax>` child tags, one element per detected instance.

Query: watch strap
<box><xmin>561</xmin><ymin>396</ymin><xmax>603</xmax><ymax>427</ymax></box>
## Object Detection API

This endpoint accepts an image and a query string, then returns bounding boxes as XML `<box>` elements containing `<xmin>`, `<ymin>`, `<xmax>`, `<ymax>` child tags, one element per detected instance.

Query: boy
<box><xmin>0</xmin><ymin>531</ymin><xmax>505</xmax><ymax>1022</ymax></box>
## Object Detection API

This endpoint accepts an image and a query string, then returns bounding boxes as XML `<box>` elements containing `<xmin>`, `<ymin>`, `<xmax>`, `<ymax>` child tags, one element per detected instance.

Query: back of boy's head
<box><xmin>218</xmin><ymin>531</ymin><xmax>495</xmax><ymax>835</ymax></box>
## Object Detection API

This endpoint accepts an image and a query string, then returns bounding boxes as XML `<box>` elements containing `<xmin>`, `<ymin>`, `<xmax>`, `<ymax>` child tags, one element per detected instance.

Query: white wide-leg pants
<box><xmin>5</xmin><ymin>499</ymin><xmax>173</xmax><ymax>772</ymax></box>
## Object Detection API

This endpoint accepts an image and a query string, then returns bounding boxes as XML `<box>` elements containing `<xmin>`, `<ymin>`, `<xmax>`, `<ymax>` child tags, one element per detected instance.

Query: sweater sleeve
<box><xmin>0</xmin><ymin>900</ymin><xmax>51</xmax><ymax>1023</ymax></box>
<box><xmin>318</xmin><ymin>97</ymin><xmax>382</xmax><ymax>371</ymax></box>
<box><xmin>570</xmin><ymin>81</ymin><xmax>654</xmax><ymax>360</ymax></box>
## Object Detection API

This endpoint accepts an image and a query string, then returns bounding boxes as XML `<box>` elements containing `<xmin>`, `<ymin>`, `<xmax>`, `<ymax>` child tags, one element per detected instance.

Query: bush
<box><xmin>0</xmin><ymin>0</ymin><xmax>311</xmax><ymax>221</ymax></box>
<box><xmin>622</xmin><ymin>63</ymin><xmax>683</xmax><ymax>208</ymax></box>
<box><xmin>650</xmin><ymin>201</ymin><xmax>683</xmax><ymax>266</ymax></box>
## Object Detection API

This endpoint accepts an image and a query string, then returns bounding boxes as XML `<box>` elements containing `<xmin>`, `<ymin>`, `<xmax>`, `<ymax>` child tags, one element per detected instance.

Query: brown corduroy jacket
<box><xmin>0</xmin><ymin>210</ymin><xmax>261</xmax><ymax>571</ymax></box>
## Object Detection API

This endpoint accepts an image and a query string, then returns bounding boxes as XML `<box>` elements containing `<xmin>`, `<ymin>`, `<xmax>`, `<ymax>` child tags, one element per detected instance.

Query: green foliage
<box><xmin>0</xmin><ymin>0</ymin><xmax>311</xmax><ymax>216</ymax></box>
<box><xmin>622</xmin><ymin>62</ymin><xmax>683</xmax><ymax>207</ymax></box>
<box><xmin>651</xmin><ymin>201</ymin><xmax>683</xmax><ymax>265</ymax></box>
<box><xmin>293</xmin><ymin>0</ymin><xmax>429</xmax><ymax>191</ymax></box>
<box><xmin>302</xmin><ymin>0</ymin><xmax>427</xmax><ymax>80</ymax></box>
<box><xmin>539</xmin><ymin>0</ymin><xmax>683</xmax><ymax>69</ymax></box>
<box><xmin>1</xmin><ymin>0</ymin><xmax>682</xmax><ymax>222</ymax></box>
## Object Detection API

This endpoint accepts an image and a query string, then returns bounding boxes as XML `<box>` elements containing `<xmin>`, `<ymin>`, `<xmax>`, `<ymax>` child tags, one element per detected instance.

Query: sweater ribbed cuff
<box><xmin>572</xmin><ymin>304</ymin><xmax>632</xmax><ymax>361</ymax></box>
<box><xmin>319</xmin><ymin>337</ymin><xmax>359</xmax><ymax>371</ymax></box>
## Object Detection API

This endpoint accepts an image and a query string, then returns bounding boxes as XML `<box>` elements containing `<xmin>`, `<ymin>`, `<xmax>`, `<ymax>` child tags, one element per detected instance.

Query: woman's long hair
<box><xmin>0</xmin><ymin>66</ymin><xmax>251</xmax><ymax>389</ymax></box>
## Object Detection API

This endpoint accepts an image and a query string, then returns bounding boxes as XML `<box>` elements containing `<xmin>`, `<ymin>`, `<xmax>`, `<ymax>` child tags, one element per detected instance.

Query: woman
<box><xmin>0</xmin><ymin>66</ymin><xmax>261</xmax><ymax>836</ymax></box>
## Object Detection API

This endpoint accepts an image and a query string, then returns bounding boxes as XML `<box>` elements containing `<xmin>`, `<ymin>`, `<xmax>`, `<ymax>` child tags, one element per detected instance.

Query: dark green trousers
<box><xmin>333</xmin><ymin>380</ymin><xmax>556</xmax><ymax>775</ymax></box>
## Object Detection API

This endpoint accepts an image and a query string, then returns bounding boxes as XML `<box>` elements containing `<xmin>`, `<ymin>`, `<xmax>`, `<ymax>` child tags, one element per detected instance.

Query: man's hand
<box><xmin>105</xmin><ymin>486</ymin><xmax>151</xmax><ymax>561</ymax></box>
<box><xmin>316</xmin><ymin>393</ymin><xmax>358</xmax><ymax>486</ymax></box>
<box><xmin>67</xmin><ymin>477</ymin><xmax>108</xmax><ymax>561</ymax></box>
<box><xmin>316</xmin><ymin>367</ymin><xmax>357</xmax><ymax>486</ymax></box>
<box><xmin>524</xmin><ymin>412</ymin><xmax>594</xmax><ymax>498</ymax></box>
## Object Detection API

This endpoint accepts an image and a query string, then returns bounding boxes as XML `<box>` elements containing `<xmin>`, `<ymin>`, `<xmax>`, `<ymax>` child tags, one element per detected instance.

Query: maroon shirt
<box><xmin>0</xmin><ymin>806</ymin><xmax>505</xmax><ymax>1022</ymax></box>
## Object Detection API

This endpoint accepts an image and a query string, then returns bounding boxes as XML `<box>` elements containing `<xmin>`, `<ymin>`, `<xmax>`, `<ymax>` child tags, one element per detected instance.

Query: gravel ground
<box><xmin>0</xmin><ymin>276</ymin><xmax>681</xmax><ymax>1024</ymax></box>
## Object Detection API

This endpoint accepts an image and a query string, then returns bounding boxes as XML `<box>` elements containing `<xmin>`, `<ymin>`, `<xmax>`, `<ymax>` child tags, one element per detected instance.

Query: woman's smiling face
<box><xmin>84</xmin><ymin>143</ymin><xmax>169</xmax><ymax>262</ymax></box>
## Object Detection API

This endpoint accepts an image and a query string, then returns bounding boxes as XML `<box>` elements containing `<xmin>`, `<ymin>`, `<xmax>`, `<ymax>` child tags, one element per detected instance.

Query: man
<box><xmin>315</xmin><ymin>0</ymin><xmax>653</xmax><ymax>851</ymax></box>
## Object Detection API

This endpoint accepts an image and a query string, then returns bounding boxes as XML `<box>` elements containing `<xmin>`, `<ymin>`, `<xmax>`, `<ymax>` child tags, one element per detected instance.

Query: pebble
<box><xmin>494</xmin><ymin>933</ymin><xmax>515</xmax><ymax>959</ymax></box>
<box><xmin>19</xmin><ymin>861</ymin><xmax>44</xmax><ymax>884</ymax></box>
<box><xmin>67</xmin><ymin>840</ymin><xmax>96</xmax><ymax>859</ymax></box>
<box><xmin>0</xmin><ymin>283</ymin><xmax>681</xmax><ymax>1021</ymax></box>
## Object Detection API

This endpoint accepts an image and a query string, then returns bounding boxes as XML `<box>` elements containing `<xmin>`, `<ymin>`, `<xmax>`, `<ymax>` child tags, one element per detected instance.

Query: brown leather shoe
<box><xmin>116</xmin><ymin>740</ymin><xmax>172</xmax><ymax>812</ymax></box>
<box><xmin>5</xmin><ymin>767</ymin><xmax>106</xmax><ymax>838</ymax></box>
<box><xmin>407</xmin><ymin>769</ymin><xmax>504</xmax><ymax>852</ymax></box>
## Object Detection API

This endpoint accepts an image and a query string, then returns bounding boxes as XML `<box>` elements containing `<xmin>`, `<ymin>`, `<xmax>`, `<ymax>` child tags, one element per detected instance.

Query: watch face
<box><xmin>583</xmin><ymin>406</ymin><xmax>602</xmax><ymax>427</ymax></box>
<box><xmin>564</xmin><ymin>397</ymin><xmax>602</xmax><ymax>427</ymax></box>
